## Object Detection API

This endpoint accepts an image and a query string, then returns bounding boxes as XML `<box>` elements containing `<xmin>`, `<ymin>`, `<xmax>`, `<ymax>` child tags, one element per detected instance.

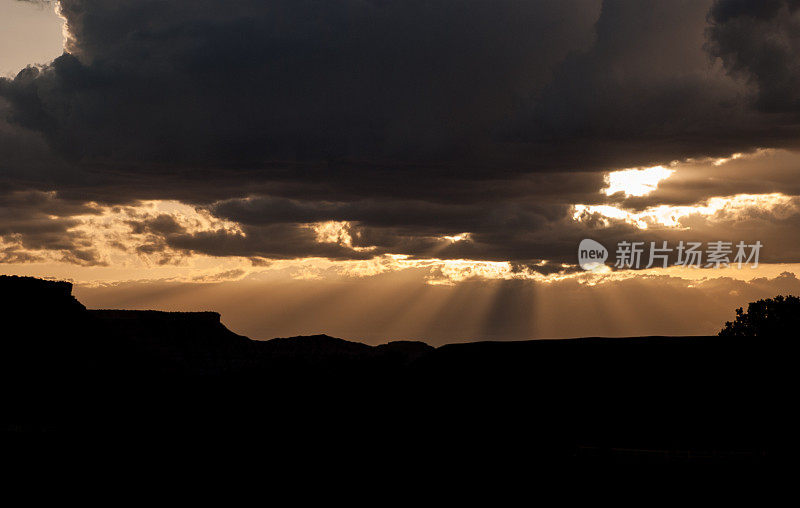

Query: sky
<box><xmin>0</xmin><ymin>0</ymin><xmax>64</xmax><ymax>77</ymax></box>
<box><xmin>2</xmin><ymin>0</ymin><xmax>800</xmax><ymax>344</ymax></box>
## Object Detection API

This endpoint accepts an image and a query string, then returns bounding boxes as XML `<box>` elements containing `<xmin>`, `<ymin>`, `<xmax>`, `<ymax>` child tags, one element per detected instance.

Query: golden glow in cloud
<box><xmin>53</xmin><ymin>0</ymin><xmax>70</xmax><ymax>53</ymax></box>
<box><xmin>602</xmin><ymin>165</ymin><xmax>675</xmax><ymax>197</ymax></box>
<box><xmin>308</xmin><ymin>221</ymin><xmax>376</xmax><ymax>253</ymax></box>
<box><xmin>0</xmin><ymin>199</ymin><xmax>556</xmax><ymax>285</ymax></box>
<box><xmin>573</xmin><ymin>193</ymin><xmax>797</xmax><ymax>229</ymax></box>
<box><xmin>577</xmin><ymin>152</ymin><xmax>795</xmax><ymax>228</ymax></box>
<box><xmin>442</xmin><ymin>233</ymin><xmax>471</xmax><ymax>243</ymax></box>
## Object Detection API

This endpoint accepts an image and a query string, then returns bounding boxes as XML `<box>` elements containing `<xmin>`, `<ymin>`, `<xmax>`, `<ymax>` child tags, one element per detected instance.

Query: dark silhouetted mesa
<box><xmin>0</xmin><ymin>276</ymin><xmax>789</xmax><ymax>463</ymax></box>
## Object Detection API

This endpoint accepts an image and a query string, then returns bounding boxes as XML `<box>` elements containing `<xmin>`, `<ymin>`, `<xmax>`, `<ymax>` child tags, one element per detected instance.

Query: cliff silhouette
<box><xmin>0</xmin><ymin>275</ymin><xmax>787</xmax><ymax>463</ymax></box>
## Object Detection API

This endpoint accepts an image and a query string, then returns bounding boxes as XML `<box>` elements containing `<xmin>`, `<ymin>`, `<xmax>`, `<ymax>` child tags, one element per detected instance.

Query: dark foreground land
<box><xmin>0</xmin><ymin>276</ymin><xmax>788</xmax><ymax>463</ymax></box>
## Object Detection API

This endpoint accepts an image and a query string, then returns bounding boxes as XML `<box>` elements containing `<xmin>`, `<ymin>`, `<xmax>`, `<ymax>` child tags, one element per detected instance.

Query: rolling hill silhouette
<box><xmin>0</xmin><ymin>275</ymin><xmax>786</xmax><ymax>463</ymax></box>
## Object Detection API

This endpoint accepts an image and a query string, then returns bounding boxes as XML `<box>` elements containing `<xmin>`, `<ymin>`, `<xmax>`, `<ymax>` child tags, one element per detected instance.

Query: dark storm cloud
<box><xmin>2</xmin><ymin>0</ymin><xmax>800</xmax><ymax>266</ymax></box>
<box><xmin>510</xmin><ymin>0</ymin><xmax>800</xmax><ymax>165</ymax></box>
<box><xmin>706</xmin><ymin>0</ymin><xmax>800</xmax><ymax>113</ymax></box>
<box><xmin>7</xmin><ymin>0</ymin><xmax>791</xmax><ymax>181</ymax></box>
<box><xmin>1</xmin><ymin>0</ymin><xmax>600</xmax><ymax>167</ymax></box>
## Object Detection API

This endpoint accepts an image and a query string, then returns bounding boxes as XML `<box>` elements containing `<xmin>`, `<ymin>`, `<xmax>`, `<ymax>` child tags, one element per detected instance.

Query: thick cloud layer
<box><xmin>2</xmin><ymin>0</ymin><xmax>800</xmax><ymax>268</ymax></box>
<box><xmin>706</xmin><ymin>0</ymin><xmax>800</xmax><ymax>113</ymax></box>
<box><xmin>3</xmin><ymin>0</ymin><xmax>600</xmax><ymax>166</ymax></box>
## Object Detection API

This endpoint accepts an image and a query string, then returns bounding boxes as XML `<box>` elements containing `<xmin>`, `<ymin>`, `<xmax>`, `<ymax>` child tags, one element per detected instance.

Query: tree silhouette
<box><xmin>719</xmin><ymin>295</ymin><xmax>800</xmax><ymax>337</ymax></box>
